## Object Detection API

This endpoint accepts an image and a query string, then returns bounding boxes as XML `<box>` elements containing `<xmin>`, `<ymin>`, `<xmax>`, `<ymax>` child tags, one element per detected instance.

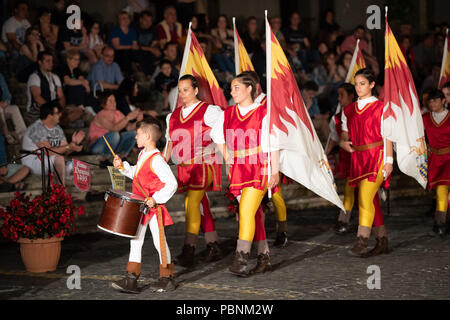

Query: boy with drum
<box><xmin>112</xmin><ymin>118</ymin><xmax>178</xmax><ymax>293</ymax></box>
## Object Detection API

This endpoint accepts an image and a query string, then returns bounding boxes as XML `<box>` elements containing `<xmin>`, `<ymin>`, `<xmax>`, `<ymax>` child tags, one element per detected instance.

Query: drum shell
<box><xmin>98</xmin><ymin>192</ymin><xmax>143</xmax><ymax>238</ymax></box>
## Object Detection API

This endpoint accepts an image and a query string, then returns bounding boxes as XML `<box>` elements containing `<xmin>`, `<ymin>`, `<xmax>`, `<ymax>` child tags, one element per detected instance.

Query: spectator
<box><xmin>115</xmin><ymin>77</ymin><xmax>157</xmax><ymax>118</ymax></box>
<box><xmin>269</xmin><ymin>16</ymin><xmax>286</xmax><ymax>49</ymax></box>
<box><xmin>336</xmin><ymin>51</ymin><xmax>352</xmax><ymax>79</ymax></box>
<box><xmin>251</xmin><ymin>40</ymin><xmax>266</xmax><ymax>90</ymax></box>
<box><xmin>36</xmin><ymin>7</ymin><xmax>59</xmax><ymax>54</ymax></box>
<box><xmin>340</xmin><ymin>25</ymin><xmax>372</xmax><ymax>56</ymax></box>
<box><xmin>0</xmin><ymin>132</ymin><xmax>30</xmax><ymax>192</ymax></box>
<box><xmin>108</xmin><ymin>11</ymin><xmax>139</xmax><ymax>76</ymax></box>
<box><xmin>154</xmin><ymin>60</ymin><xmax>178</xmax><ymax>110</ymax></box>
<box><xmin>21</xmin><ymin>101</ymin><xmax>85</xmax><ymax>186</ymax></box>
<box><xmin>85</xmin><ymin>21</ymin><xmax>105</xmax><ymax>65</ymax></box>
<box><xmin>135</xmin><ymin>10</ymin><xmax>161</xmax><ymax>75</ymax></box>
<box><xmin>0</xmin><ymin>73</ymin><xmax>27</xmax><ymax>144</ymax></box>
<box><xmin>421</xmin><ymin>87</ymin><xmax>433</xmax><ymax>114</ymax></box>
<box><xmin>16</xmin><ymin>26</ymin><xmax>44</xmax><ymax>83</ymax></box>
<box><xmin>1</xmin><ymin>1</ymin><xmax>31</xmax><ymax>55</ymax></box>
<box><xmin>88</xmin><ymin>46</ymin><xmax>124</xmax><ymax>93</ymax></box>
<box><xmin>414</xmin><ymin>33</ymin><xmax>440</xmax><ymax>80</ymax></box>
<box><xmin>421</xmin><ymin>64</ymin><xmax>442</xmax><ymax>93</ymax></box>
<box><xmin>286</xmin><ymin>42</ymin><xmax>305</xmax><ymax>83</ymax></box>
<box><xmin>60</xmin><ymin>49</ymin><xmax>97</xmax><ymax>124</ymax></box>
<box><xmin>319</xmin><ymin>9</ymin><xmax>341</xmax><ymax>43</ymax></box>
<box><xmin>242</xmin><ymin>16</ymin><xmax>261</xmax><ymax>56</ymax></box>
<box><xmin>442</xmin><ymin>82</ymin><xmax>450</xmax><ymax>108</ymax></box>
<box><xmin>26</xmin><ymin>51</ymin><xmax>66</xmax><ymax>124</ymax></box>
<box><xmin>191</xmin><ymin>14</ymin><xmax>213</xmax><ymax>40</ymax></box>
<box><xmin>87</xmin><ymin>90</ymin><xmax>138</xmax><ymax>167</ymax></box>
<box><xmin>162</xmin><ymin>41</ymin><xmax>181</xmax><ymax>71</ymax></box>
<box><xmin>57</xmin><ymin>17</ymin><xmax>88</xmax><ymax>61</ymax></box>
<box><xmin>157</xmin><ymin>6</ymin><xmax>184</xmax><ymax>48</ymax></box>
<box><xmin>50</xmin><ymin>0</ymin><xmax>67</xmax><ymax>29</ymax></box>
<box><xmin>302</xmin><ymin>80</ymin><xmax>330</xmax><ymax>138</ymax></box>
<box><xmin>210</xmin><ymin>15</ymin><xmax>234</xmax><ymax>77</ymax></box>
<box><xmin>282</xmin><ymin>12</ymin><xmax>312</xmax><ymax>72</ymax></box>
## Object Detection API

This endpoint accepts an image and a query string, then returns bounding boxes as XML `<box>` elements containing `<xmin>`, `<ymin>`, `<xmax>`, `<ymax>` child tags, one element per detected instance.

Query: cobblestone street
<box><xmin>0</xmin><ymin>195</ymin><xmax>449</xmax><ymax>301</ymax></box>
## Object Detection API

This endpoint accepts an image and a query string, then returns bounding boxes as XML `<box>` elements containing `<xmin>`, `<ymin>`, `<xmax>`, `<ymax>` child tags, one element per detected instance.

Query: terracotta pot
<box><xmin>18</xmin><ymin>237</ymin><xmax>64</xmax><ymax>273</ymax></box>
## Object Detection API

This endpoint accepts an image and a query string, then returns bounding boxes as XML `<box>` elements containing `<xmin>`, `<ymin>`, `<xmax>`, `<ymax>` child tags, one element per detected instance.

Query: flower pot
<box><xmin>18</xmin><ymin>237</ymin><xmax>64</xmax><ymax>273</ymax></box>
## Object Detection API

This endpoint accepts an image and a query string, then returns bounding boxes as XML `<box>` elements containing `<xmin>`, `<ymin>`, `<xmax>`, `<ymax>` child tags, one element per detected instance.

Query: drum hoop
<box><xmin>97</xmin><ymin>224</ymin><xmax>137</xmax><ymax>238</ymax></box>
<box><xmin>106</xmin><ymin>190</ymin><xmax>144</xmax><ymax>204</ymax></box>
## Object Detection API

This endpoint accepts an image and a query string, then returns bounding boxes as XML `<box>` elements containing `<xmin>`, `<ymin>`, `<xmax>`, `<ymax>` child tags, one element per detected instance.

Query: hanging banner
<box><xmin>72</xmin><ymin>159</ymin><xmax>91</xmax><ymax>192</ymax></box>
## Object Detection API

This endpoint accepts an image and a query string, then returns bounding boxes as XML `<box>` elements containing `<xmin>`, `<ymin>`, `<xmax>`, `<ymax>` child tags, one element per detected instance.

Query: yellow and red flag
<box><xmin>345</xmin><ymin>39</ymin><xmax>366</xmax><ymax>84</ymax></box>
<box><xmin>177</xmin><ymin>24</ymin><xmax>228</xmax><ymax>109</ymax></box>
<box><xmin>383</xmin><ymin>9</ymin><xmax>427</xmax><ymax>188</ymax></box>
<box><xmin>438</xmin><ymin>28</ymin><xmax>450</xmax><ymax>89</ymax></box>
<box><xmin>265</xmin><ymin>11</ymin><xmax>344</xmax><ymax>210</ymax></box>
<box><xmin>233</xmin><ymin>17</ymin><xmax>254</xmax><ymax>75</ymax></box>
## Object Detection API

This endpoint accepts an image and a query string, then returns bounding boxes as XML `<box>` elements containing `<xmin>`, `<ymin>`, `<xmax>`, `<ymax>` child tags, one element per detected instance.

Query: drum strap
<box><xmin>157</xmin><ymin>206</ymin><xmax>167</xmax><ymax>268</ymax></box>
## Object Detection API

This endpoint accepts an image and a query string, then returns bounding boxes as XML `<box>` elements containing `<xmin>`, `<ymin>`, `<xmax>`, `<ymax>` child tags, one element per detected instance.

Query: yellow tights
<box><xmin>238</xmin><ymin>187</ymin><xmax>266</xmax><ymax>242</ymax></box>
<box><xmin>358</xmin><ymin>165</ymin><xmax>384</xmax><ymax>228</ymax></box>
<box><xmin>436</xmin><ymin>185</ymin><xmax>449</xmax><ymax>213</ymax></box>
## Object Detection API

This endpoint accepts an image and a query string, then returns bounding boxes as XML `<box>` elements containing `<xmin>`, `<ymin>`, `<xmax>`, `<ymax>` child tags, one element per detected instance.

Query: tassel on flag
<box><xmin>265</xmin><ymin>11</ymin><xmax>344</xmax><ymax>210</ymax></box>
<box><xmin>233</xmin><ymin>17</ymin><xmax>255</xmax><ymax>75</ymax></box>
<box><xmin>383</xmin><ymin>7</ymin><xmax>428</xmax><ymax>188</ymax></box>
<box><xmin>438</xmin><ymin>28</ymin><xmax>450</xmax><ymax>89</ymax></box>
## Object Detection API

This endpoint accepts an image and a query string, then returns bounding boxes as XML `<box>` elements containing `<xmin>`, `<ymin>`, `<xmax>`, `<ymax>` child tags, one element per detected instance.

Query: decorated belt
<box><xmin>233</xmin><ymin>146</ymin><xmax>262</xmax><ymax>158</ymax></box>
<box><xmin>430</xmin><ymin>146</ymin><xmax>450</xmax><ymax>155</ymax></box>
<box><xmin>352</xmin><ymin>140</ymin><xmax>384</xmax><ymax>152</ymax></box>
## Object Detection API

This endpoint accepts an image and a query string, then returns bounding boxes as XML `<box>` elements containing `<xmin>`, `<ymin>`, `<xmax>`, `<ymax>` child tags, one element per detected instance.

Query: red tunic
<box><xmin>132</xmin><ymin>152</ymin><xmax>173</xmax><ymax>226</ymax></box>
<box><xmin>335</xmin><ymin>110</ymin><xmax>351</xmax><ymax>179</ymax></box>
<box><xmin>223</xmin><ymin>104</ymin><xmax>271</xmax><ymax>197</ymax></box>
<box><xmin>168</xmin><ymin>101</ymin><xmax>222</xmax><ymax>192</ymax></box>
<box><xmin>423</xmin><ymin>112</ymin><xmax>450</xmax><ymax>189</ymax></box>
<box><xmin>344</xmin><ymin>100</ymin><xmax>386</xmax><ymax>188</ymax></box>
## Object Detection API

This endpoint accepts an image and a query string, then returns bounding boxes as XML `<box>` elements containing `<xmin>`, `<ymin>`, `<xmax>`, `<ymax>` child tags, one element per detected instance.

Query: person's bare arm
<box><xmin>30</xmin><ymin>86</ymin><xmax>48</xmax><ymax>106</ymax></box>
<box><xmin>56</xmin><ymin>87</ymin><xmax>66</xmax><ymax>107</ymax></box>
<box><xmin>111</xmin><ymin>37</ymin><xmax>132</xmax><ymax>50</ymax></box>
<box><xmin>339</xmin><ymin>131</ymin><xmax>354</xmax><ymax>153</ymax></box>
<box><xmin>6</xmin><ymin>33</ymin><xmax>20</xmax><ymax>51</ymax></box>
<box><xmin>98</xmin><ymin>80</ymin><xmax>119</xmax><ymax>90</ymax></box>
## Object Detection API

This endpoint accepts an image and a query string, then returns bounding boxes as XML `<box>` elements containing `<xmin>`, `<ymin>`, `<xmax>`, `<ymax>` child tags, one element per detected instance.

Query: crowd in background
<box><xmin>0</xmin><ymin>0</ymin><xmax>449</xmax><ymax>191</ymax></box>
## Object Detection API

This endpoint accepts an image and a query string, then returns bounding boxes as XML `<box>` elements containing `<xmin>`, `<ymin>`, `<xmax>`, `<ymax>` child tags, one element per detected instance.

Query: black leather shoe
<box><xmin>229</xmin><ymin>251</ymin><xmax>250</xmax><ymax>277</ymax></box>
<box><xmin>111</xmin><ymin>272</ymin><xmax>140</xmax><ymax>294</ymax></box>
<box><xmin>174</xmin><ymin>244</ymin><xmax>195</xmax><ymax>267</ymax></box>
<box><xmin>250</xmin><ymin>253</ymin><xmax>272</xmax><ymax>274</ymax></box>
<box><xmin>204</xmin><ymin>242</ymin><xmax>223</xmax><ymax>263</ymax></box>
<box><xmin>334</xmin><ymin>221</ymin><xmax>350</xmax><ymax>235</ymax></box>
<box><xmin>149</xmin><ymin>277</ymin><xmax>177</xmax><ymax>292</ymax></box>
<box><xmin>273</xmin><ymin>232</ymin><xmax>288</xmax><ymax>247</ymax></box>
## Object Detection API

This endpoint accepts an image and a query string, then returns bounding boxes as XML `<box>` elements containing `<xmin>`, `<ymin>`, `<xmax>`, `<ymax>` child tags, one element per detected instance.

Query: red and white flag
<box><xmin>438</xmin><ymin>28</ymin><xmax>450</xmax><ymax>89</ymax></box>
<box><xmin>383</xmin><ymin>9</ymin><xmax>427</xmax><ymax>188</ymax></box>
<box><xmin>265</xmin><ymin>12</ymin><xmax>344</xmax><ymax>210</ymax></box>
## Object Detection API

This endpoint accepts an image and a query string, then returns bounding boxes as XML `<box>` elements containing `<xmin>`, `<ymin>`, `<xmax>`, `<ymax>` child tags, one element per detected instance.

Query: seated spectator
<box><xmin>1</xmin><ymin>1</ymin><xmax>31</xmax><ymax>57</ymax></box>
<box><xmin>149</xmin><ymin>42</ymin><xmax>180</xmax><ymax>84</ymax></box>
<box><xmin>17</xmin><ymin>26</ymin><xmax>44</xmax><ymax>83</ymax></box>
<box><xmin>282</xmin><ymin>12</ymin><xmax>312</xmax><ymax>72</ymax></box>
<box><xmin>26</xmin><ymin>51</ymin><xmax>66</xmax><ymax>124</ymax></box>
<box><xmin>340</xmin><ymin>25</ymin><xmax>372</xmax><ymax>56</ymax></box>
<box><xmin>88</xmin><ymin>46</ymin><xmax>124</xmax><ymax>94</ymax></box>
<box><xmin>60</xmin><ymin>49</ymin><xmax>97</xmax><ymax>124</ymax></box>
<box><xmin>57</xmin><ymin>17</ymin><xmax>88</xmax><ymax>60</ymax></box>
<box><xmin>336</xmin><ymin>51</ymin><xmax>353</xmax><ymax>80</ymax></box>
<box><xmin>252</xmin><ymin>40</ymin><xmax>267</xmax><ymax>90</ymax></box>
<box><xmin>85</xmin><ymin>21</ymin><xmax>104</xmax><ymax>65</ymax></box>
<box><xmin>242</xmin><ymin>16</ymin><xmax>261</xmax><ymax>56</ymax></box>
<box><xmin>21</xmin><ymin>101</ymin><xmax>85</xmax><ymax>186</ymax></box>
<box><xmin>36</xmin><ymin>7</ymin><xmax>59</xmax><ymax>55</ymax></box>
<box><xmin>108</xmin><ymin>11</ymin><xmax>139</xmax><ymax>76</ymax></box>
<box><xmin>210</xmin><ymin>15</ymin><xmax>234</xmax><ymax>77</ymax></box>
<box><xmin>270</xmin><ymin>16</ymin><xmax>286</xmax><ymax>49</ymax></box>
<box><xmin>0</xmin><ymin>73</ymin><xmax>27</xmax><ymax>145</ymax></box>
<box><xmin>50</xmin><ymin>0</ymin><xmax>67</xmax><ymax>29</ymax></box>
<box><xmin>442</xmin><ymin>82</ymin><xmax>450</xmax><ymax>108</ymax></box>
<box><xmin>157</xmin><ymin>5</ymin><xmax>184</xmax><ymax>48</ymax></box>
<box><xmin>154</xmin><ymin>60</ymin><xmax>178</xmax><ymax>110</ymax></box>
<box><xmin>421</xmin><ymin>64</ymin><xmax>442</xmax><ymax>93</ymax></box>
<box><xmin>302</xmin><ymin>80</ymin><xmax>330</xmax><ymax>139</ymax></box>
<box><xmin>318</xmin><ymin>10</ymin><xmax>341</xmax><ymax>44</ymax></box>
<box><xmin>88</xmin><ymin>90</ymin><xmax>138</xmax><ymax>167</ymax></box>
<box><xmin>414</xmin><ymin>33</ymin><xmax>440</xmax><ymax>81</ymax></box>
<box><xmin>135</xmin><ymin>10</ymin><xmax>161</xmax><ymax>75</ymax></box>
<box><xmin>0</xmin><ymin>132</ymin><xmax>30</xmax><ymax>192</ymax></box>
<box><xmin>115</xmin><ymin>77</ymin><xmax>157</xmax><ymax>118</ymax></box>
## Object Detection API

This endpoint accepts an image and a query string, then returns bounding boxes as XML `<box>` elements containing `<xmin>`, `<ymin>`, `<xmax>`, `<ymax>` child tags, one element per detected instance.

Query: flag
<box><xmin>345</xmin><ymin>39</ymin><xmax>367</xmax><ymax>84</ymax></box>
<box><xmin>265</xmin><ymin>12</ymin><xmax>344</xmax><ymax>210</ymax></box>
<box><xmin>176</xmin><ymin>23</ymin><xmax>228</xmax><ymax>109</ymax></box>
<box><xmin>233</xmin><ymin>17</ymin><xmax>255</xmax><ymax>75</ymax></box>
<box><xmin>438</xmin><ymin>28</ymin><xmax>450</xmax><ymax>89</ymax></box>
<box><xmin>383</xmin><ymin>10</ymin><xmax>427</xmax><ymax>189</ymax></box>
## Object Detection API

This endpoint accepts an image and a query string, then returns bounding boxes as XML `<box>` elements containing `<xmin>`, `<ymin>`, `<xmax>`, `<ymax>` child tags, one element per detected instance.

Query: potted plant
<box><xmin>0</xmin><ymin>184</ymin><xmax>84</xmax><ymax>273</ymax></box>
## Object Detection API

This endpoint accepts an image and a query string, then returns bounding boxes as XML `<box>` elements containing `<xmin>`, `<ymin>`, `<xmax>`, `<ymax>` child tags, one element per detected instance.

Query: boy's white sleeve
<box><xmin>119</xmin><ymin>161</ymin><xmax>136</xmax><ymax>179</ymax></box>
<box><xmin>151</xmin><ymin>155</ymin><xmax>178</xmax><ymax>204</ymax></box>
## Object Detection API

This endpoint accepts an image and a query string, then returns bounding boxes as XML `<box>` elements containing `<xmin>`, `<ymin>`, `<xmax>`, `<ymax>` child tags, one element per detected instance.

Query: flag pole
<box><xmin>438</xmin><ymin>28</ymin><xmax>448</xmax><ymax>89</ymax></box>
<box><xmin>233</xmin><ymin>17</ymin><xmax>239</xmax><ymax>75</ymax></box>
<box><xmin>265</xmin><ymin>10</ymin><xmax>272</xmax><ymax>198</ymax></box>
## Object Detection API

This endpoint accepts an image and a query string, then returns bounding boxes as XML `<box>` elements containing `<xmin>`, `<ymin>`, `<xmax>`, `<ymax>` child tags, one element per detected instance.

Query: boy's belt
<box><xmin>352</xmin><ymin>140</ymin><xmax>383</xmax><ymax>151</ymax></box>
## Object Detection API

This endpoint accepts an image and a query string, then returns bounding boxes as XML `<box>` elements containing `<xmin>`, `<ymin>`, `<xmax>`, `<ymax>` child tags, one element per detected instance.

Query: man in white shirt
<box><xmin>1</xmin><ymin>2</ymin><xmax>31</xmax><ymax>54</ymax></box>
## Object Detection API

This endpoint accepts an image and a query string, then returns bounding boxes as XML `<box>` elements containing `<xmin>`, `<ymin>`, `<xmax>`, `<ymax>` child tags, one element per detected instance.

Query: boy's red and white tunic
<box><xmin>422</xmin><ymin>110</ymin><xmax>450</xmax><ymax>189</ymax></box>
<box><xmin>342</xmin><ymin>97</ymin><xmax>390</xmax><ymax>188</ymax></box>
<box><xmin>166</xmin><ymin>101</ymin><xmax>222</xmax><ymax>192</ymax></box>
<box><xmin>120</xmin><ymin>149</ymin><xmax>178</xmax><ymax>226</ymax></box>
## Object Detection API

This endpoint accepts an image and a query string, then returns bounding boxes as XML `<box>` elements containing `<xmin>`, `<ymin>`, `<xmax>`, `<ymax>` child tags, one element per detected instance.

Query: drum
<box><xmin>97</xmin><ymin>189</ymin><xmax>148</xmax><ymax>238</ymax></box>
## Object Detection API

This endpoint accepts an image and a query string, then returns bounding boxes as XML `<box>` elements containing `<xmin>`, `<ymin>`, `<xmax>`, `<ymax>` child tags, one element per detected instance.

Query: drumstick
<box><xmin>102</xmin><ymin>135</ymin><xmax>124</xmax><ymax>170</ymax></box>
<box><xmin>135</xmin><ymin>180</ymin><xmax>168</xmax><ymax>268</ymax></box>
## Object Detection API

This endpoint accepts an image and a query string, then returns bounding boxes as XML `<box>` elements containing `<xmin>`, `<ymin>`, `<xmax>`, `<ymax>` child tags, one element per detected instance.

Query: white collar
<box><xmin>357</xmin><ymin>96</ymin><xmax>378</xmax><ymax>110</ymax></box>
<box><xmin>237</xmin><ymin>101</ymin><xmax>260</xmax><ymax>115</ymax></box>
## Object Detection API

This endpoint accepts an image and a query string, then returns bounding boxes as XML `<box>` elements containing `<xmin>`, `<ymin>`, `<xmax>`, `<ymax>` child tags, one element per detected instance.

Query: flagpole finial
<box><xmin>385</xmin><ymin>6</ymin><xmax>388</xmax><ymax>17</ymax></box>
<box><xmin>232</xmin><ymin>17</ymin><xmax>235</xmax><ymax>24</ymax></box>
<box><xmin>265</xmin><ymin>10</ymin><xmax>268</xmax><ymax>18</ymax></box>
<box><xmin>188</xmin><ymin>21</ymin><xmax>192</xmax><ymax>31</ymax></box>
